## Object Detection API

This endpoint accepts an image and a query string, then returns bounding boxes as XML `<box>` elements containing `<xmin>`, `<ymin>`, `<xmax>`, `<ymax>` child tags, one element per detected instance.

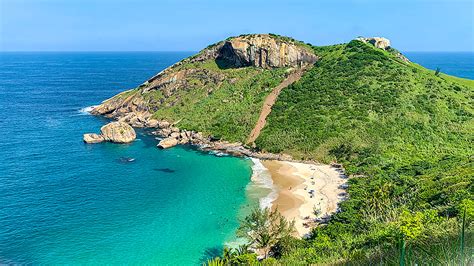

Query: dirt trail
<box><xmin>246</xmin><ymin>70</ymin><xmax>304</xmax><ymax>144</ymax></box>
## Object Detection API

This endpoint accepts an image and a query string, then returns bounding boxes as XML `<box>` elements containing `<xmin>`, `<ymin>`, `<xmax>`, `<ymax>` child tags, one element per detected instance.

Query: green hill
<box><xmin>257</xmin><ymin>39</ymin><xmax>473</xmax><ymax>264</ymax></box>
<box><xmin>92</xmin><ymin>34</ymin><xmax>473</xmax><ymax>264</ymax></box>
<box><xmin>91</xmin><ymin>34</ymin><xmax>316</xmax><ymax>143</ymax></box>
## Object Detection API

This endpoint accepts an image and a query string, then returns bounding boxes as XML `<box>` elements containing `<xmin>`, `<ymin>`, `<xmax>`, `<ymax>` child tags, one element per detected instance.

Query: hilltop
<box><xmin>90</xmin><ymin>34</ymin><xmax>473</xmax><ymax>264</ymax></box>
<box><xmin>91</xmin><ymin>34</ymin><xmax>317</xmax><ymax>146</ymax></box>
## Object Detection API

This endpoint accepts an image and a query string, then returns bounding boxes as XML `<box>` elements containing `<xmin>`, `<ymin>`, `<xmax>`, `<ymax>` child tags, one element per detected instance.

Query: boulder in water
<box><xmin>83</xmin><ymin>133</ymin><xmax>105</xmax><ymax>144</ymax></box>
<box><xmin>157</xmin><ymin>137</ymin><xmax>179</xmax><ymax>149</ymax></box>
<box><xmin>100</xmin><ymin>121</ymin><xmax>136</xmax><ymax>143</ymax></box>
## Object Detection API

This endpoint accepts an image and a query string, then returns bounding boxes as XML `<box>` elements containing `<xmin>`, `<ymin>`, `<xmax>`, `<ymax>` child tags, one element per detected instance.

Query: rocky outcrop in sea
<box><xmin>83</xmin><ymin>121</ymin><xmax>136</xmax><ymax>144</ymax></box>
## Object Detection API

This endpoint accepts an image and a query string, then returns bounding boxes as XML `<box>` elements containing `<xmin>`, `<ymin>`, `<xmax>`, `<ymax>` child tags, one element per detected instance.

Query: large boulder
<box><xmin>83</xmin><ymin>133</ymin><xmax>105</xmax><ymax>144</ymax></box>
<box><xmin>146</xmin><ymin>119</ymin><xmax>159</xmax><ymax>128</ymax></box>
<box><xmin>170</xmin><ymin>132</ymin><xmax>181</xmax><ymax>138</ymax></box>
<box><xmin>355</xmin><ymin>37</ymin><xmax>409</xmax><ymax>62</ymax></box>
<box><xmin>157</xmin><ymin>121</ymin><xmax>170</xmax><ymax>128</ymax></box>
<box><xmin>356</xmin><ymin>37</ymin><xmax>391</xmax><ymax>50</ymax></box>
<box><xmin>158</xmin><ymin>137</ymin><xmax>179</xmax><ymax>149</ymax></box>
<box><xmin>100</xmin><ymin>122</ymin><xmax>136</xmax><ymax>143</ymax></box>
<box><xmin>179</xmin><ymin>136</ymin><xmax>189</xmax><ymax>144</ymax></box>
<box><xmin>155</xmin><ymin>128</ymin><xmax>172</xmax><ymax>137</ymax></box>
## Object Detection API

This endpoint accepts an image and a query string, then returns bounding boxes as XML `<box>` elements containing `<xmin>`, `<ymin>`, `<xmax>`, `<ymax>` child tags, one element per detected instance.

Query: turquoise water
<box><xmin>0</xmin><ymin>52</ymin><xmax>258</xmax><ymax>264</ymax></box>
<box><xmin>0</xmin><ymin>51</ymin><xmax>472</xmax><ymax>264</ymax></box>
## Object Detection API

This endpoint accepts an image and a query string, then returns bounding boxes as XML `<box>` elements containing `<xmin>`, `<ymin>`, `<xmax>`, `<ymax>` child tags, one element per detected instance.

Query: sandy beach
<box><xmin>261</xmin><ymin>160</ymin><xmax>347</xmax><ymax>237</ymax></box>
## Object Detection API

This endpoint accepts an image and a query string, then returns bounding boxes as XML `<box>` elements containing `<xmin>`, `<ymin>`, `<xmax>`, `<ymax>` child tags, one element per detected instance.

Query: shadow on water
<box><xmin>153</xmin><ymin>168</ymin><xmax>175</xmax><ymax>173</ymax></box>
<box><xmin>199</xmin><ymin>246</ymin><xmax>223</xmax><ymax>265</ymax></box>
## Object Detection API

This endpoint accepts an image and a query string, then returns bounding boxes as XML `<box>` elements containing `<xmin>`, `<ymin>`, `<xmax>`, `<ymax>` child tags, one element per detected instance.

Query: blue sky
<box><xmin>1</xmin><ymin>0</ymin><xmax>473</xmax><ymax>52</ymax></box>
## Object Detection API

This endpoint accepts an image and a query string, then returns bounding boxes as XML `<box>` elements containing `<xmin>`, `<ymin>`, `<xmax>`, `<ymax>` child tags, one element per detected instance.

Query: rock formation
<box><xmin>355</xmin><ymin>36</ymin><xmax>409</xmax><ymax>62</ymax></box>
<box><xmin>154</xmin><ymin>120</ymin><xmax>205</xmax><ymax>149</ymax></box>
<box><xmin>157</xmin><ymin>137</ymin><xmax>179</xmax><ymax>149</ymax></box>
<box><xmin>100</xmin><ymin>122</ymin><xmax>136</xmax><ymax>143</ymax></box>
<box><xmin>356</xmin><ymin>37</ymin><xmax>391</xmax><ymax>50</ymax></box>
<box><xmin>83</xmin><ymin>133</ymin><xmax>105</xmax><ymax>144</ymax></box>
<box><xmin>83</xmin><ymin>121</ymin><xmax>136</xmax><ymax>144</ymax></box>
<box><xmin>215</xmin><ymin>34</ymin><xmax>318</xmax><ymax>68</ymax></box>
<box><xmin>91</xmin><ymin>90</ymin><xmax>150</xmax><ymax>127</ymax></box>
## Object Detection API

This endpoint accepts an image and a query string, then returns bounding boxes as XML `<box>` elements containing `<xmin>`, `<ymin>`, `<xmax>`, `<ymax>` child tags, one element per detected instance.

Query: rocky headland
<box><xmin>90</xmin><ymin>34</ymin><xmax>317</xmax><ymax>122</ymax></box>
<box><xmin>87</xmin><ymin>34</ymin><xmax>320</xmax><ymax>158</ymax></box>
<box><xmin>86</xmin><ymin>34</ymin><xmax>396</xmax><ymax>162</ymax></box>
<box><xmin>85</xmin><ymin>34</ymin><xmax>402</xmax><ymax>165</ymax></box>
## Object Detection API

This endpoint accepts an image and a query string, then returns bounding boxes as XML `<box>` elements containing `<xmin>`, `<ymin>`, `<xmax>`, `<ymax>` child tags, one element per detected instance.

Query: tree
<box><xmin>237</xmin><ymin>207</ymin><xmax>295</xmax><ymax>258</ymax></box>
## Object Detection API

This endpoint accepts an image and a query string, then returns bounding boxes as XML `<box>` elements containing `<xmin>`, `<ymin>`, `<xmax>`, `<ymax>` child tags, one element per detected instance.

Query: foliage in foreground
<box><xmin>206</xmin><ymin>208</ymin><xmax>472</xmax><ymax>265</ymax></box>
<box><xmin>236</xmin><ymin>207</ymin><xmax>296</xmax><ymax>259</ymax></box>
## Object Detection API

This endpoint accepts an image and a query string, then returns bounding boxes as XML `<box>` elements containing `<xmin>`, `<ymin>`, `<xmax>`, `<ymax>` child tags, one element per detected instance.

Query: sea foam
<box><xmin>250</xmin><ymin>158</ymin><xmax>278</xmax><ymax>209</ymax></box>
<box><xmin>78</xmin><ymin>105</ymin><xmax>97</xmax><ymax>115</ymax></box>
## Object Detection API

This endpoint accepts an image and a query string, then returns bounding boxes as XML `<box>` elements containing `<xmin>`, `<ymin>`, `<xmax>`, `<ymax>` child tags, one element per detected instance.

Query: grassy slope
<box><xmin>144</xmin><ymin>59</ymin><xmax>288</xmax><ymax>143</ymax></box>
<box><xmin>254</xmin><ymin>41</ymin><xmax>473</xmax><ymax>263</ymax></box>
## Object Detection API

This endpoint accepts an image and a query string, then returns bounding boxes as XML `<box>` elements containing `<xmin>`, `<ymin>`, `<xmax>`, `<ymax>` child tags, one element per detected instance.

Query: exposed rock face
<box><xmin>83</xmin><ymin>133</ymin><xmax>105</xmax><ymax>144</ymax></box>
<box><xmin>216</xmin><ymin>35</ymin><xmax>318</xmax><ymax>68</ymax></box>
<box><xmin>356</xmin><ymin>37</ymin><xmax>391</xmax><ymax>50</ymax></box>
<box><xmin>100</xmin><ymin>122</ymin><xmax>136</xmax><ymax>143</ymax></box>
<box><xmin>90</xmin><ymin>90</ymin><xmax>151</xmax><ymax>125</ymax></box>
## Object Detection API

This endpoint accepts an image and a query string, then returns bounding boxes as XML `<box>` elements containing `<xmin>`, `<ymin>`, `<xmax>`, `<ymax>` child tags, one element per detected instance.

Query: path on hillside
<box><xmin>246</xmin><ymin>70</ymin><xmax>304</xmax><ymax>144</ymax></box>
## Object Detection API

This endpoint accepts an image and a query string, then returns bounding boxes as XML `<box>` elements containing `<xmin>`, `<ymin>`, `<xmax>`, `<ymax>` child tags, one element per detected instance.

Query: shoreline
<box><xmin>86</xmin><ymin>109</ymin><xmax>349</xmax><ymax>237</ymax></box>
<box><xmin>259</xmin><ymin>159</ymin><xmax>348</xmax><ymax>237</ymax></box>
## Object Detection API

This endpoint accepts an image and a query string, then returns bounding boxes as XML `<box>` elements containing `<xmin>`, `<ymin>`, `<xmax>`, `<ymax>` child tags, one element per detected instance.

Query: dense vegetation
<box><xmin>248</xmin><ymin>40</ymin><xmax>473</xmax><ymax>264</ymax></box>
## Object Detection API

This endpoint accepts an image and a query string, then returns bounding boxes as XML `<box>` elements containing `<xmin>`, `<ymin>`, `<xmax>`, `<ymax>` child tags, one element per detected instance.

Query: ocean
<box><xmin>404</xmin><ymin>52</ymin><xmax>474</xmax><ymax>79</ymax></box>
<box><xmin>0</xmin><ymin>51</ymin><xmax>472</xmax><ymax>264</ymax></box>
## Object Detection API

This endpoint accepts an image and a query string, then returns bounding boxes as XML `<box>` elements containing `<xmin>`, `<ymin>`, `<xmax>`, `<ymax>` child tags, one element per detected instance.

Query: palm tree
<box><xmin>235</xmin><ymin>243</ymin><xmax>251</xmax><ymax>256</ymax></box>
<box><xmin>221</xmin><ymin>247</ymin><xmax>233</xmax><ymax>264</ymax></box>
<box><xmin>237</xmin><ymin>207</ymin><xmax>295</xmax><ymax>258</ymax></box>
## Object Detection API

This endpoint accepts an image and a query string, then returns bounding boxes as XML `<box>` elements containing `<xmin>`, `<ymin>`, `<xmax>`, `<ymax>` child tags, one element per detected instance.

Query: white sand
<box><xmin>261</xmin><ymin>160</ymin><xmax>347</xmax><ymax>237</ymax></box>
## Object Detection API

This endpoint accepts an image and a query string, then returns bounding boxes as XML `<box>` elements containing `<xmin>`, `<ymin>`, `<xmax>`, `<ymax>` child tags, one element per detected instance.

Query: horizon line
<box><xmin>1</xmin><ymin>50</ymin><xmax>473</xmax><ymax>53</ymax></box>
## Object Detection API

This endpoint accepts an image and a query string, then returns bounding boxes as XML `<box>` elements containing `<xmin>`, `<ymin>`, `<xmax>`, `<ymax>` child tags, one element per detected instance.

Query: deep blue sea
<box><xmin>0</xmin><ymin>51</ymin><xmax>472</xmax><ymax>265</ymax></box>
<box><xmin>404</xmin><ymin>52</ymin><xmax>474</xmax><ymax>79</ymax></box>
